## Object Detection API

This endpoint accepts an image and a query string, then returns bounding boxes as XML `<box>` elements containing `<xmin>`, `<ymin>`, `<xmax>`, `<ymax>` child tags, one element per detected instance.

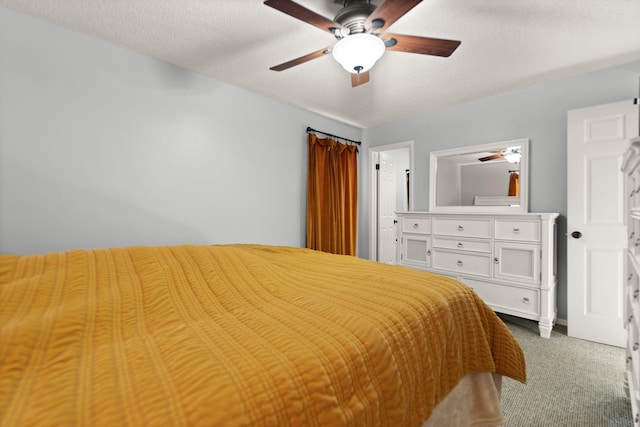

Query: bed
<box><xmin>0</xmin><ymin>244</ymin><xmax>525</xmax><ymax>426</ymax></box>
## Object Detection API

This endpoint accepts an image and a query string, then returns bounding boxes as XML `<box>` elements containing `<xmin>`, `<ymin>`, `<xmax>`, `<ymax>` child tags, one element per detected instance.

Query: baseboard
<box><xmin>555</xmin><ymin>317</ymin><xmax>567</xmax><ymax>326</ymax></box>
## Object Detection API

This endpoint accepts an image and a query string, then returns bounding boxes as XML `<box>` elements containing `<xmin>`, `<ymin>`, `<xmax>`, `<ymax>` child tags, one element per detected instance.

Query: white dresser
<box><xmin>622</xmin><ymin>137</ymin><xmax>640</xmax><ymax>426</ymax></box>
<box><xmin>396</xmin><ymin>211</ymin><xmax>559</xmax><ymax>338</ymax></box>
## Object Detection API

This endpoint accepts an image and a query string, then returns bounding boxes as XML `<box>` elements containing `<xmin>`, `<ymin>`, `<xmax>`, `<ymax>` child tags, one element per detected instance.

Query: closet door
<box><xmin>567</xmin><ymin>99</ymin><xmax>638</xmax><ymax>347</ymax></box>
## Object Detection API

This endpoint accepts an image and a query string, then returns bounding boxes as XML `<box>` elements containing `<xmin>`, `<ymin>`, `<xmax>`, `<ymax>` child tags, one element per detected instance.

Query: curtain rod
<box><xmin>306</xmin><ymin>127</ymin><xmax>361</xmax><ymax>146</ymax></box>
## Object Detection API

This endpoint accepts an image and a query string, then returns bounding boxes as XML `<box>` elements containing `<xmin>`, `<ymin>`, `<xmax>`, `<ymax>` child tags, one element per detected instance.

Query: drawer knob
<box><xmin>494</xmin><ymin>257</ymin><xmax>499</xmax><ymax>264</ymax></box>
<box><xmin>427</xmin><ymin>250</ymin><xmax>431</xmax><ymax>256</ymax></box>
<box><xmin>629</xmin><ymin>273</ymin><xmax>634</xmax><ymax>281</ymax></box>
<box><xmin>457</xmin><ymin>225</ymin><xmax>464</xmax><ymax>231</ymax></box>
<box><xmin>457</xmin><ymin>260</ymin><xmax>464</xmax><ymax>267</ymax></box>
<box><xmin>631</xmin><ymin>231</ymin><xmax>636</xmax><ymax>240</ymax></box>
<box><xmin>522</xmin><ymin>297</ymin><xmax>530</xmax><ymax>303</ymax></box>
<box><xmin>413</xmin><ymin>223</ymin><xmax>419</xmax><ymax>229</ymax></box>
<box><xmin>513</xmin><ymin>227</ymin><xmax>520</xmax><ymax>233</ymax></box>
<box><xmin>457</xmin><ymin>242</ymin><xmax>464</xmax><ymax>248</ymax></box>
<box><xmin>629</xmin><ymin>315</ymin><xmax>634</xmax><ymax>323</ymax></box>
<box><xmin>634</xmin><ymin>342</ymin><xmax>640</xmax><ymax>351</ymax></box>
<box><xmin>635</xmin><ymin>290</ymin><xmax>639</xmax><ymax>300</ymax></box>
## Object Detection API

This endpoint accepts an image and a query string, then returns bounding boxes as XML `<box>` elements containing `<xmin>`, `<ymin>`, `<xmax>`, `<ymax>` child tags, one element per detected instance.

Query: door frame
<box><xmin>369</xmin><ymin>141</ymin><xmax>414</xmax><ymax>261</ymax></box>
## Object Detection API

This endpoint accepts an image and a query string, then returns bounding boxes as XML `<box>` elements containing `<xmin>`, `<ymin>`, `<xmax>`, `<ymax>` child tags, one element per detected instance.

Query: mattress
<box><xmin>0</xmin><ymin>244</ymin><xmax>525</xmax><ymax>426</ymax></box>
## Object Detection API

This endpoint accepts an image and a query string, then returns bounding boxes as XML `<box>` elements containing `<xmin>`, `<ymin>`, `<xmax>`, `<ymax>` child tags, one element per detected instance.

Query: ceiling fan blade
<box><xmin>365</xmin><ymin>0</ymin><xmax>423</xmax><ymax>34</ymax></box>
<box><xmin>270</xmin><ymin>46</ymin><xmax>333</xmax><ymax>71</ymax></box>
<box><xmin>264</xmin><ymin>0</ymin><xmax>347</xmax><ymax>36</ymax></box>
<box><xmin>383</xmin><ymin>34</ymin><xmax>461</xmax><ymax>57</ymax></box>
<box><xmin>478</xmin><ymin>153</ymin><xmax>504</xmax><ymax>162</ymax></box>
<box><xmin>351</xmin><ymin>71</ymin><xmax>370</xmax><ymax>87</ymax></box>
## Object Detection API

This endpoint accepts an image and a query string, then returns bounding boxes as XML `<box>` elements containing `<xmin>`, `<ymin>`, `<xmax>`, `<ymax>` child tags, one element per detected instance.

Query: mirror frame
<box><xmin>428</xmin><ymin>138</ymin><xmax>529</xmax><ymax>213</ymax></box>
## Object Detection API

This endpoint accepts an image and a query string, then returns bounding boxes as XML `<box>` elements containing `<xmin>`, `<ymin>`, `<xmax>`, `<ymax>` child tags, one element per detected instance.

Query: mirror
<box><xmin>429</xmin><ymin>138</ymin><xmax>529</xmax><ymax>213</ymax></box>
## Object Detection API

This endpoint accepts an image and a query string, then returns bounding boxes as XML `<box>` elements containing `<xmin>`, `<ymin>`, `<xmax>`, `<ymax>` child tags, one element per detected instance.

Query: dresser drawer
<box><xmin>465</xmin><ymin>278</ymin><xmax>540</xmax><ymax>317</ymax></box>
<box><xmin>494</xmin><ymin>219</ymin><xmax>540</xmax><ymax>242</ymax></box>
<box><xmin>402</xmin><ymin>217</ymin><xmax>431</xmax><ymax>234</ymax></box>
<box><xmin>433</xmin><ymin>218</ymin><xmax>491</xmax><ymax>238</ymax></box>
<box><xmin>432</xmin><ymin>237</ymin><xmax>491</xmax><ymax>253</ymax></box>
<box><xmin>431</xmin><ymin>250</ymin><xmax>491</xmax><ymax>277</ymax></box>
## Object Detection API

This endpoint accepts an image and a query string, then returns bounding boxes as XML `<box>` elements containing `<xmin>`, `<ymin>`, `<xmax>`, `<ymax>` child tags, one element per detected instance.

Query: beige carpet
<box><xmin>500</xmin><ymin>315</ymin><xmax>633</xmax><ymax>427</ymax></box>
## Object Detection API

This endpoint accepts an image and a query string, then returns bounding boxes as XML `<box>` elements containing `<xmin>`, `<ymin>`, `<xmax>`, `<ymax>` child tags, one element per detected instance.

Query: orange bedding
<box><xmin>0</xmin><ymin>244</ymin><xmax>525</xmax><ymax>426</ymax></box>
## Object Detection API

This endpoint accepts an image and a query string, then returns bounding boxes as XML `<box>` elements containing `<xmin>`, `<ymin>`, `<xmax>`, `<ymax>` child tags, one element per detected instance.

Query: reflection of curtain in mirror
<box><xmin>406</xmin><ymin>169</ymin><xmax>410</xmax><ymax>211</ymax></box>
<box><xmin>508</xmin><ymin>172</ymin><xmax>520</xmax><ymax>196</ymax></box>
<box><xmin>306</xmin><ymin>134</ymin><xmax>358</xmax><ymax>256</ymax></box>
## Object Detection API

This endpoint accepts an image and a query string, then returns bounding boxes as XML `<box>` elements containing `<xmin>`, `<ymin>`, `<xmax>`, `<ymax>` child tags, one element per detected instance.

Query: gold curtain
<box><xmin>306</xmin><ymin>133</ymin><xmax>358</xmax><ymax>256</ymax></box>
<box><xmin>508</xmin><ymin>172</ymin><xmax>520</xmax><ymax>196</ymax></box>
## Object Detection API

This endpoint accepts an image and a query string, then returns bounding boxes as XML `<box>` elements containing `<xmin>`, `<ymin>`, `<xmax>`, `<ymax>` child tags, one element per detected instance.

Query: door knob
<box><xmin>571</xmin><ymin>231</ymin><xmax>582</xmax><ymax>239</ymax></box>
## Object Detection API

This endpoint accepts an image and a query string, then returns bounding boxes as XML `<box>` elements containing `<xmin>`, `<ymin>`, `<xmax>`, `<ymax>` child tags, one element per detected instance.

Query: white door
<box><xmin>378</xmin><ymin>152</ymin><xmax>397</xmax><ymax>264</ymax></box>
<box><xmin>567</xmin><ymin>99</ymin><xmax>639</xmax><ymax>347</ymax></box>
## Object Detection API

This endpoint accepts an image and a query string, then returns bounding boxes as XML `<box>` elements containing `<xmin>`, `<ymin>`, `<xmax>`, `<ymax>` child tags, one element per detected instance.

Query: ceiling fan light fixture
<box><xmin>504</xmin><ymin>147</ymin><xmax>521</xmax><ymax>163</ymax></box>
<box><xmin>332</xmin><ymin>33</ymin><xmax>385</xmax><ymax>74</ymax></box>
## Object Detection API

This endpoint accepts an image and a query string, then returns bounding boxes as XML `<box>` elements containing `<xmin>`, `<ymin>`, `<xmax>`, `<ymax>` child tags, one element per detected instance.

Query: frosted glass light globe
<box><xmin>332</xmin><ymin>34</ymin><xmax>385</xmax><ymax>74</ymax></box>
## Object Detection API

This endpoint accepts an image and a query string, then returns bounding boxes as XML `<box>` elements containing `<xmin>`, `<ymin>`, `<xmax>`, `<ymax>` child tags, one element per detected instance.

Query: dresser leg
<box><xmin>538</xmin><ymin>319</ymin><xmax>554</xmax><ymax>338</ymax></box>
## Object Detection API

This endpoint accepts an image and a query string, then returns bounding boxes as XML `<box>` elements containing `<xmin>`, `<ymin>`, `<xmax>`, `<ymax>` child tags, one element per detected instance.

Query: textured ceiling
<box><xmin>2</xmin><ymin>0</ymin><xmax>640</xmax><ymax>128</ymax></box>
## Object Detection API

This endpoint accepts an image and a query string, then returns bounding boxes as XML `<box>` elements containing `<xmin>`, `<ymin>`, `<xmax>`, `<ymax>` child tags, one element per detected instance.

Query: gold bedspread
<box><xmin>0</xmin><ymin>244</ymin><xmax>525</xmax><ymax>426</ymax></box>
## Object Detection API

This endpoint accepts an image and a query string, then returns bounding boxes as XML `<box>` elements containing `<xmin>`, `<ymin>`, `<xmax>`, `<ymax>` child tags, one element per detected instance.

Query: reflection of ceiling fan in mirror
<box><xmin>263</xmin><ymin>0</ymin><xmax>461</xmax><ymax>87</ymax></box>
<box><xmin>478</xmin><ymin>147</ymin><xmax>522</xmax><ymax>163</ymax></box>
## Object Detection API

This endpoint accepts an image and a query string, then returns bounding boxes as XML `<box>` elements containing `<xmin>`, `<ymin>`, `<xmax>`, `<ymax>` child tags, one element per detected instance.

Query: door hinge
<box><xmin>375</xmin><ymin>163</ymin><xmax>380</xmax><ymax>170</ymax></box>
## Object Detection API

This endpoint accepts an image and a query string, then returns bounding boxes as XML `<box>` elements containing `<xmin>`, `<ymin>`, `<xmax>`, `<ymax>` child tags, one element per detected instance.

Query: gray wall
<box><xmin>361</xmin><ymin>59</ymin><xmax>640</xmax><ymax>321</ymax></box>
<box><xmin>0</xmin><ymin>6</ymin><xmax>361</xmax><ymax>255</ymax></box>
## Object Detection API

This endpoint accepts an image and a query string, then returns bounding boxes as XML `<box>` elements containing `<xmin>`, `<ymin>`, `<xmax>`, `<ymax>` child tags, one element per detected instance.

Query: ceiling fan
<box><xmin>478</xmin><ymin>147</ymin><xmax>522</xmax><ymax>163</ymax></box>
<box><xmin>264</xmin><ymin>0</ymin><xmax>461</xmax><ymax>87</ymax></box>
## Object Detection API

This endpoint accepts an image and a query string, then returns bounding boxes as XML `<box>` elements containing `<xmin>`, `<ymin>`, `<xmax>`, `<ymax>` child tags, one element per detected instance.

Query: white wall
<box><xmin>362</xmin><ymin>58</ymin><xmax>640</xmax><ymax>321</ymax></box>
<box><xmin>0</xmin><ymin>6</ymin><xmax>362</xmax><ymax>255</ymax></box>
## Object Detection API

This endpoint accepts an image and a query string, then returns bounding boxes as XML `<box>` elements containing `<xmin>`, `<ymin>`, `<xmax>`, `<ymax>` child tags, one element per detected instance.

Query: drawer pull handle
<box><xmin>513</xmin><ymin>227</ymin><xmax>520</xmax><ymax>233</ymax></box>
<box><xmin>494</xmin><ymin>257</ymin><xmax>499</xmax><ymax>264</ymax></box>
<box><xmin>457</xmin><ymin>225</ymin><xmax>464</xmax><ymax>231</ymax></box>
<box><xmin>457</xmin><ymin>242</ymin><xmax>464</xmax><ymax>248</ymax></box>
<box><xmin>457</xmin><ymin>260</ymin><xmax>463</xmax><ymax>267</ymax></box>
<box><xmin>634</xmin><ymin>342</ymin><xmax>639</xmax><ymax>351</ymax></box>
<box><xmin>522</xmin><ymin>297</ymin><xmax>530</xmax><ymax>303</ymax></box>
<box><xmin>413</xmin><ymin>223</ymin><xmax>419</xmax><ymax>229</ymax></box>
